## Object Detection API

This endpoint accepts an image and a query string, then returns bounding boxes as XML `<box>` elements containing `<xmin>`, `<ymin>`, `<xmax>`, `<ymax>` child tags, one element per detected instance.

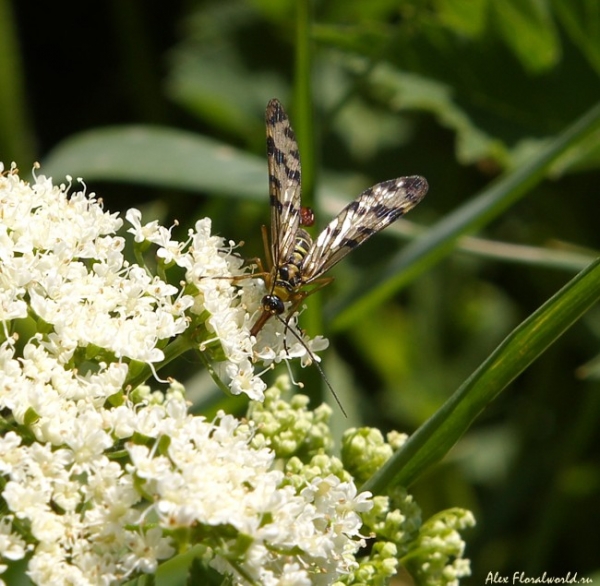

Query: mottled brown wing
<box><xmin>265</xmin><ymin>99</ymin><xmax>302</xmax><ymax>268</ymax></box>
<box><xmin>300</xmin><ymin>175</ymin><xmax>428</xmax><ymax>283</ymax></box>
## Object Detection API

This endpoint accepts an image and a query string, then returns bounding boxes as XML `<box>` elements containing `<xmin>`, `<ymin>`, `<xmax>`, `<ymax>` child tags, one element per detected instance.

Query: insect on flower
<box><xmin>251</xmin><ymin>98</ymin><xmax>429</xmax><ymax>339</ymax></box>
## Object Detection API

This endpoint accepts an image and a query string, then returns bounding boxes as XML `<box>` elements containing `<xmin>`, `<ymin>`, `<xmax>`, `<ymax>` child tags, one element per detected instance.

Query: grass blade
<box><xmin>361</xmin><ymin>256</ymin><xmax>600</xmax><ymax>493</ymax></box>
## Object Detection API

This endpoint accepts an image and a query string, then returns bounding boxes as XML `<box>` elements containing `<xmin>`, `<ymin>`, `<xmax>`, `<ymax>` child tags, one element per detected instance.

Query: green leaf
<box><xmin>358</xmin><ymin>9</ymin><xmax>597</xmax><ymax>170</ymax></box>
<box><xmin>491</xmin><ymin>0</ymin><xmax>560</xmax><ymax>72</ymax></box>
<box><xmin>362</xmin><ymin>255</ymin><xmax>600</xmax><ymax>492</ymax></box>
<box><xmin>553</xmin><ymin>0</ymin><xmax>600</xmax><ymax>75</ymax></box>
<box><xmin>434</xmin><ymin>0</ymin><xmax>488</xmax><ymax>37</ymax></box>
<box><xmin>42</xmin><ymin>126</ymin><xmax>266</xmax><ymax>200</ymax></box>
<box><xmin>312</xmin><ymin>22</ymin><xmax>393</xmax><ymax>57</ymax></box>
<box><xmin>369</xmin><ymin>65</ymin><xmax>508</xmax><ymax>166</ymax></box>
<box><xmin>166</xmin><ymin>3</ymin><xmax>286</xmax><ymax>140</ymax></box>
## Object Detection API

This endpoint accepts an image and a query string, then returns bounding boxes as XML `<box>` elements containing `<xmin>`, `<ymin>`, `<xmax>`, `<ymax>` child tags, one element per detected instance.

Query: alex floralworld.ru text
<box><xmin>486</xmin><ymin>572</ymin><xmax>589</xmax><ymax>585</ymax></box>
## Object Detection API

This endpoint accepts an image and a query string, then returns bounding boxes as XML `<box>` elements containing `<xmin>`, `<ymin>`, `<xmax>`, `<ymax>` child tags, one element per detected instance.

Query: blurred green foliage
<box><xmin>2</xmin><ymin>0</ymin><xmax>600</xmax><ymax>584</ymax></box>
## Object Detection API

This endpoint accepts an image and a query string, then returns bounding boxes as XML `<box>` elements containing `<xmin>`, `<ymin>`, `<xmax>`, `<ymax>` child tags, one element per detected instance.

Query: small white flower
<box><xmin>0</xmin><ymin>433</ymin><xmax>22</xmax><ymax>476</ymax></box>
<box><xmin>3</xmin><ymin>478</ymin><xmax>50</xmax><ymax>519</ymax></box>
<box><xmin>0</xmin><ymin>517</ymin><xmax>27</xmax><ymax>562</ymax></box>
<box><xmin>226</xmin><ymin>359</ymin><xmax>267</xmax><ymax>400</ymax></box>
<box><xmin>120</xmin><ymin>528</ymin><xmax>175</xmax><ymax>575</ymax></box>
<box><xmin>125</xmin><ymin>208</ymin><xmax>160</xmax><ymax>243</ymax></box>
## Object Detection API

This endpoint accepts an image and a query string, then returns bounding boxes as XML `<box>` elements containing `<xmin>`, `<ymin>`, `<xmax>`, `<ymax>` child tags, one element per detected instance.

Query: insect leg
<box><xmin>279</xmin><ymin>276</ymin><xmax>336</xmax><ymax>326</ymax></box>
<box><xmin>260</xmin><ymin>224</ymin><xmax>274</xmax><ymax>271</ymax></box>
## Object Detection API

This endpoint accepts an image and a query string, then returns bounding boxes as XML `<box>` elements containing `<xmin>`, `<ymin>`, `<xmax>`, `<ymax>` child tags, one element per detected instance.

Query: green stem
<box><xmin>294</xmin><ymin>0</ymin><xmax>315</xmax><ymax>204</ymax></box>
<box><xmin>293</xmin><ymin>0</ymin><xmax>326</xmax><ymax>403</ymax></box>
<box><xmin>124</xmin><ymin>333</ymin><xmax>196</xmax><ymax>391</ymax></box>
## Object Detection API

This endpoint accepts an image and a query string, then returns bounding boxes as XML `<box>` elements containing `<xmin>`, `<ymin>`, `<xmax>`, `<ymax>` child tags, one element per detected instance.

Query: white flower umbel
<box><xmin>0</xmin><ymin>162</ymin><xmax>322</xmax><ymax>404</ymax></box>
<box><xmin>0</xmin><ymin>338</ymin><xmax>371</xmax><ymax>585</ymax></box>
<box><xmin>0</xmin><ymin>164</ymin><xmax>369</xmax><ymax>585</ymax></box>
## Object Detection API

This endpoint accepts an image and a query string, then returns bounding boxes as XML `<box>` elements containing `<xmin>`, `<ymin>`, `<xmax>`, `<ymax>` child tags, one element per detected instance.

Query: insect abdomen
<box><xmin>276</xmin><ymin>228</ymin><xmax>312</xmax><ymax>292</ymax></box>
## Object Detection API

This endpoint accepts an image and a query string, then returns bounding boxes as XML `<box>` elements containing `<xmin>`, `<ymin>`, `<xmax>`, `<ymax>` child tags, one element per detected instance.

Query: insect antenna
<box><xmin>275</xmin><ymin>314</ymin><xmax>348</xmax><ymax>418</ymax></box>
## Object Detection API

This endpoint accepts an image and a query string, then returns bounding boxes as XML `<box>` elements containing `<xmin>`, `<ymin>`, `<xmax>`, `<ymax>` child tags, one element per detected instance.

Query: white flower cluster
<box><xmin>0</xmin><ymin>166</ymin><xmax>189</xmax><ymax>365</ymax></box>
<box><xmin>129</xmin><ymin>403</ymin><xmax>372</xmax><ymax>585</ymax></box>
<box><xmin>0</xmin><ymin>374</ymin><xmax>371</xmax><ymax>585</ymax></box>
<box><xmin>126</xmin><ymin>206</ymin><xmax>269</xmax><ymax>399</ymax></box>
<box><xmin>0</xmin><ymin>164</ymin><xmax>371</xmax><ymax>585</ymax></box>
<box><xmin>0</xmin><ymin>162</ymin><xmax>325</xmax><ymax>404</ymax></box>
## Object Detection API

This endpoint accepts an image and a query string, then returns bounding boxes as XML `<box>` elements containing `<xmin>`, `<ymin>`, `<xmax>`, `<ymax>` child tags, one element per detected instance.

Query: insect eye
<box><xmin>262</xmin><ymin>295</ymin><xmax>285</xmax><ymax>315</ymax></box>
